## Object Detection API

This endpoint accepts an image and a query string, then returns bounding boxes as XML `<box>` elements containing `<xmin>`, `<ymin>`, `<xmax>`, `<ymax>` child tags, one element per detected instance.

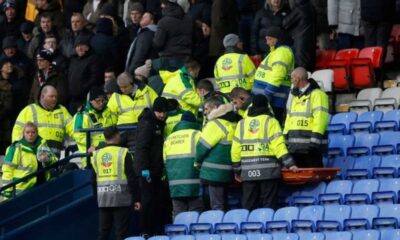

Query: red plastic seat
<box><xmin>358</xmin><ymin>47</ymin><xmax>383</xmax><ymax>68</ymax></box>
<box><xmin>316</xmin><ymin>49</ymin><xmax>336</xmax><ymax>69</ymax></box>
<box><xmin>328</xmin><ymin>48</ymin><xmax>360</xmax><ymax>91</ymax></box>
<box><xmin>350</xmin><ymin>47</ymin><xmax>383</xmax><ymax>89</ymax></box>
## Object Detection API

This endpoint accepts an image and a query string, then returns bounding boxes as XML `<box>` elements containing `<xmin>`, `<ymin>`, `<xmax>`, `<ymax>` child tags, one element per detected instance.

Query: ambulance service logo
<box><xmin>101</xmin><ymin>153</ymin><xmax>113</xmax><ymax>167</ymax></box>
<box><xmin>248</xmin><ymin>119</ymin><xmax>260</xmax><ymax>134</ymax></box>
<box><xmin>222</xmin><ymin>58</ymin><xmax>232</xmax><ymax>71</ymax></box>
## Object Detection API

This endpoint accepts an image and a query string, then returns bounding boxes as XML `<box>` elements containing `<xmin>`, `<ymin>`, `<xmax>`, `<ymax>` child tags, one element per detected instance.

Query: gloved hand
<box><xmin>193</xmin><ymin>162</ymin><xmax>201</xmax><ymax>170</ymax></box>
<box><xmin>141</xmin><ymin>169</ymin><xmax>151</xmax><ymax>181</ymax></box>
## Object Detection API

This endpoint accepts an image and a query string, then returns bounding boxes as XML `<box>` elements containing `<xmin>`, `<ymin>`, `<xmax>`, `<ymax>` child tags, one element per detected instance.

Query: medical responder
<box><xmin>230</xmin><ymin>87</ymin><xmax>274</xmax><ymax>118</ymax></box>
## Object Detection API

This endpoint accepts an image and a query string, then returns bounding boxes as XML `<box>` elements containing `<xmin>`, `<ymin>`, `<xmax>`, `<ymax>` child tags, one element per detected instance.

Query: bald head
<box><xmin>40</xmin><ymin>85</ymin><xmax>58</xmax><ymax>110</ymax></box>
<box><xmin>291</xmin><ymin>67</ymin><xmax>309</xmax><ymax>89</ymax></box>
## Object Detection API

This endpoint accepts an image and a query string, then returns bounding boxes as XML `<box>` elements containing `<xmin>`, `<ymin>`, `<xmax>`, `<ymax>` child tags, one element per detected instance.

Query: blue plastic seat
<box><xmin>196</xmin><ymin>235</ymin><xmax>221</xmax><ymax>240</ymax></box>
<box><xmin>271</xmin><ymin>233</ymin><xmax>299</xmax><ymax>240</ymax></box>
<box><xmin>292</xmin><ymin>205</ymin><xmax>324</xmax><ymax>233</ymax></box>
<box><xmin>343</xmin><ymin>204</ymin><xmax>379</xmax><ymax>230</ymax></box>
<box><xmin>372</xmin><ymin>178</ymin><xmax>400</xmax><ymax>204</ymax></box>
<box><xmin>347</xmin><ymin>133</ymin><xmax>380</xmax><ymax>156</ymax></box>
<box><xmin>325</xmin><ymin>156</ymin><xmax>355</xmax><ymax>179</ymax></box>
<box><xmin>350</xmin><ymin>111</ymin><xmax>383</xmax><ymax>133</ymax></box>
<box><xmin>246</xmin><ymin>234</ymin><xmax>272</xmax><ymax>240</ymax></box>
<box><xmin>148</xmin><ymin>236</ymin><xmax>170</xmax><ymax>240</ymax></box>
<box><xmin>165</xmin><ymin>211</ymin><xmax>200</xmax><ymax>235</ymax></box>
<box><xmin>375</xmin><ymin>109</ymin><xmax>400</xmax><ymax>132</ymax></box>
<box><xmin>351</xmin><ymin>230</ymin><xmax>380</xmax><ymax>240</ymax></box>
<box><xmin>290</xmin><ymin>183</ymin><xmax>327</xmax><ymax>207</ymax></box>
<box><xmin>372</xmin><ymin>204</ymin><xmax>400</xmax><ymax>229</ymax></box>
<box><xmin>215</xmin><ymin>209</ymin><xmax>249</xmax><ymax>234</ymax></box>
<box><xmin>125</xmin><ymin>237</ymin><xmax>146</xmax><ymax>240</ymax></box>
<box><xmin>319</xmin><ymin>180</ymin><xmax>353</xmax><ymax>205</ymax></box>
<box><xmin>266</xmin><ymin>207</ymin><xmax>299</xmax><ymax>233</ymax></box>
<box><xmin>328</xmin><ymin>112</ymin><xmax>358</xmax><ymax>134</ymax></box>
<box><xmin>373</xmin><ymin>132</ymin><xmax>400</xmax><ymax>155</ymax></box>
<box><xmin>344</xmin><ymin>179</ymin><xmax>379</xmax><ymax>205</ymax></box>
<box><xmin>221</xmin><ymin>234</ymin><xmax>247</xmax><ymax>240</ymax></box>
<box><xmin>241</xmin><ymin>208</ymin><xmax>274</xmax><ymax>234</ymax></box>
<box><xmin>316</xmin><ymin>205</ymin><xmax>351</xmax><ymax>232</ymax></box>
<box><xmin>327</xmin><ymin>134</ymin><xmax>355</xmax><ymax>158</ymax></box>
<box><xmin>190</xmin><ymin>210</ymin><xmax>224</xmax><ymax>234</ymax></box>
<box><xmin>380</xmin><ymin>229</ymin><xmax>400</xmax><ymax>240</ymax></box>
<box><xmin>297</xmin><ymin>233</ymin><xmax>324</xmax><ymax>240</ymax></box>
<box><xmin>324</xmin><ymin>231</ymin><xmax>352</xmax><ymax>240</ymax></box>
<box><xmin>346</xmin><ymin>156</ymin><xmax>381</xmax><ymax>180</ymax></box>
<box><xmin>373</xmin><ymin>155</ymin><xmax>400</xmax><ymax>178</ymax></box>
<box><xmin>171</xmin><ymin>235</ymin><xmax>195</xmax><ymax>240</ymax></box>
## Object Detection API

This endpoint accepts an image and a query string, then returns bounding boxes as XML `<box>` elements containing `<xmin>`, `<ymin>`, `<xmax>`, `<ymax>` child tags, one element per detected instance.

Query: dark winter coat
<box><xmin>30</xmin><ymin>68</ymin><xmax>68</xmax><ymax>106</ymax></box>
<box><xmin>153</xmin><ymin>3</ymin><xmax>194</xmax><ymax>57</ymax></box>
<box><xmin>310</xmin><ymin>0</ymin><xmax>329</xmax><ymax>34</ymax></box>
<box><xmin>283</xmin><ymin>0</ymin><xmax>316</xmax><ymax>70</ymax></box>
<box><xmin>0</xmin><ymin>78</ymin><xmax>13</xmax><ymax>119</ymax></box>
<box><xmin>188</xmin><ymin>0</ymin><xmax>211</xmax><ymax>59</ymax></box>
<box><xmin>90</xmin><ymin>30</ymin><xmax>119</xmax><ymax>69</ymax></box>
<box><xmin>361</xmin><ymin>0</ymin><xmax>396</xmax><ymax>23</ymax></box>
<box><xmin>135</xmin><ymin>108</ymin><xmax>166</xmax><ymax>179</ymax></box>
<box><xmin>209</xmin><ymin>0</ymin><xmax>239</xmax><ymax>56</ymax></box>
<box><xmin>67</xmin><ymin>50</ymin><xmax>103</xmax><ymax>102</ymax></box>
<box><xmin>60</xmin><ymin>28</ymin><xmax>93</xmax><ymax>58</ymax></box>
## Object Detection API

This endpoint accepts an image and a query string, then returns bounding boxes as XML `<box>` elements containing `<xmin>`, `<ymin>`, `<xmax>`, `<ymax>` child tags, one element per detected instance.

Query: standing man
<box><xmin>231</xmin><ymin>94</ymin><xmax>297</xmax><ymax>210</ymax></box>
<box><xmin>91</xmin><ymin>126</ymin><xmax>141</xmax><ymax>240</ymax></box>
<box><xmin>214</xmin><ymin>34</ymin><xmax>256</xmax><ymax>94</ymax></box>
<box><xmin>284</xmin><ymin>67</ymin><xmax>329</xmax><ymax>168</ymax></box>
<box><xmin>195</xmin><ymin>97</ymin><xmax>241</xmax><ymax>210</ymax></box>
<box><xmin>135</xmin><ymin>97</ymin><xmax>170</xmax><ymax>236</ymax></box>
<box><xmin>252</xmin><ymin>26</ymin><xmax>294</xmax><ymax>124</ymax></box>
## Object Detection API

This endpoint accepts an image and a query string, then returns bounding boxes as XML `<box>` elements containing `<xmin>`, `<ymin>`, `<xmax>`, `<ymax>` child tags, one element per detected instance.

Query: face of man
<box><xmin>154</xmin><ymin>111</ymin><xmax>167</xmax><ymax>121</ymax></box>
<box><xmin>270</xmin><ymin>0</ymin><xmax>281</xmax><ymax>8</ymax></box>
<box><xmin>265</xmin><ymin>36</ymin><xmax>278</xmax><ymax>48</ymax></box>
<box><xmin>37</xmin><ymin>58</ymin><xmax>50</xmax><ymax>70</ymax></box>
<box><xmin>40</xmin><ymin>88</ymin><xmax>58</xmax><ymax>110</ymax></box>
<box><xmin>44</xmin><ymin>37</ymin><xmax>57</xmax><ymax>50</ymax></box>
<box><xmin>1</xmin><ymin>62</ymin><xmax>13</xmax><ymax>74</ymax></box>
<box><xmin>71</xmin><ymin>15</ymin><xmax>84</xmax><ymax>32</ymax></box>
<box><xmin>4</xmin><ymin>47</ymin><xmax>16</xmax><ymax>58</ymax></box>
<box><xmin>231</xmin><ymin>96</ymin><xmax>244</xmax><ymax>110</ymax></box>
<box><xmin>130</xmin><ymin>10</ymin><xmax>142</xmax><ymax>24</ymax></box>
<box><xmin>90</xmin><ymin>97</ymin><xmax>107</xmax><ymax>111</ymax></box>
<box><xmin>197</xmin><ymin>88</ymin><xmax>207</xmax><ymax>97</ymax></box>
<box><xmin>75</xmin><ymin>44</ymin><xmax>89</xmax><ymax>57</ymax></box>
<box><xmin>118</xmin><ymin>82</ymin><xmax>134</xmax><ymax>95</ymax></box>
<box><xmin>23</xmin><ymin>126</ymin><xmax>38</xmax><ymax>143</ymax></box>
<box><xmin>189</xmin><ymin>67</ymin><xmax>200</xmax><ymax>79</ymax></box>
<box><xmin>139</xmin><ymin>13</ymin><xmax>153</xmax><ymax>28</ymax></box>
<box><xmin>5</xmin><ymin>7</ymin><xmax>16</xmax><ymax>20</ymax></box>
<box><xmin>290</xmin><ymin>72</ymin><xmax>301</xmax><ymax>89</ymax></box>
<box><xmin>236</xmin><ymin>41</ymin><xmax>244</xmax><ymax>50</ymax></box>
<box><xmin>40</xmin><ymin>17</ymin><xmax>52</xmax><ymax>33</ymax></box>
<box><xmin>204</xmin><ymin>103</ymin><xmax>216</xmax><ymax>117</ymax></box>
<box><xmin>35</xmin><ymin>0</ymin><xmax>47</xmax><ymax>9</ymax></box>
<box><xmin>22</xmin><ymin>33</ymin><xmax>33</xmax><ymax>41</ymax></box>
<box><xmin>104</xmin><ymin>72</ymin><xmax>116</xmax><ymax>82</ymax></box>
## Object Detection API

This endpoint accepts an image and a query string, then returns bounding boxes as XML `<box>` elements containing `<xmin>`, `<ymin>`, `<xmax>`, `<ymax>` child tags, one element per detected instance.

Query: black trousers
<box><xmin>363</xmin><ymin>20</ymin><xmax>392</xmax><ymax>48</ymax></box>
<box><xmin>242</xmin><ymin>179</ymin><xmax>280</xmax><ymax>211</ymax></box>
<box><xmin>292</xmin><ymin>150</ymin><xmax>324</xmax><ymax>168</ymax></box>
<box><xmin>98</xmin><ymin>207</ymin><xmax>132</xmax><ymax>240</ymax></box>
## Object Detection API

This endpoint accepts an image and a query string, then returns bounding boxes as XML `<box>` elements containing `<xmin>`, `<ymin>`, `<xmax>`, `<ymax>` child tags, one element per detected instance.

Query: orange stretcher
<box><xmin>281</xmin><ymin>168</ymin><xmax>340</xmax><ymax>185</ymax></box>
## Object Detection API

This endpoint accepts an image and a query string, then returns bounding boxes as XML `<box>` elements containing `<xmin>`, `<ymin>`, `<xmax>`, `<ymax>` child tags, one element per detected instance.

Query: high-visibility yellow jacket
<box><xmin>214</xmin><ymin>52</ymin><xmax>256</xmax><ymax>93</ymax></box>
<box><xmin>2</xmin><ymin>137</ymin><xmax>57</xmax><ymax>198</ymax></box>
<box><xmin>161</xmin><ymin>67</ymin><xmax>202</xmax><ymax>115</ymax></box>
<box><xmin>164</xmin><ymin>109</ymin><xmax>185</xmax><ymax>138</ymax></box>
<box><xmin>12</xmin><ymin>104</ymin><xmax>72</xmax><ymax>155</ymax></box>
<box><xmin>91</xmin><ymin>146</ymin><xmax>132</xmax><ymax>207</ymax></box>
<box><xmin>284</xmin><ymin>81</ymin><xmax>329</xmax><ymax>153</ymax></box>
<box><xmin>231</xmin><ymin>114</ymin><xmax>294</xmax><ymax>181</ymax></box>
<box><xmin>252</xmin><ymin>45</ymin><xmax>294</xmax><ymax>108</ymax></box>
<box><xmin>107</xmin><ymin>84</ymin><xmax>158</xmax><ymax>126</ymax></box>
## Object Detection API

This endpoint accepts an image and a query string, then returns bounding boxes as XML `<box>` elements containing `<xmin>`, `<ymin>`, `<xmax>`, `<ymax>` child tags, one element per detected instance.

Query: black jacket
<box><xmin>153</xmin><ymin>3</ymin><xmax>194</xmax><ymax>57</ymax></box>
<box><xmin>136</xmin><ymin>108</ymin><xmax>166</xmax><ymax>179</ymax></box>
<box><xmin>361</xmin><ymin>0</ymin><xmax>396</xmax><ymax>23</ymax></box>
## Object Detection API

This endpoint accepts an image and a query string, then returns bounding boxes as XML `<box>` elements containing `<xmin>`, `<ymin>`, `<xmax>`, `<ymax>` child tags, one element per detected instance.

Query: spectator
<box><xmin>30</xmin><ymin>48</ymin><xmax>68</xmax><ymax>106</ymax></box>
<box><xmin>283</xmin><ymin>0</ymin><xmax>316</xmax><ymax>70</ymax></box>
<box><xmin>250</xmin><ymin>0</ymin><xmax>290</xmax><ymax>55</ymax></box>
<box><xmin>68</xmin><ymin>36</ymin><xmax>103</xmax><ymax>114</ymax></box>
<box><xmin>60</xmin><ymin>13</ymin><xmax>93</xmax><ymax>58</ymax></box>
<box><xmin>71</xmin><ymin>87</ymin><xmax>116</xmax><ymax>167</ymax></box>
<box><xmin>2</xmin><ymin>122</ymin><xmax>58</xmax><ymax>199</ymax></box>
<box><xmin>195</xmin><ymin>97</ymin><xmax>241</xmax><ymax>210</ymax></box>
<box><xmin>12</xmin><ymin>85</ymin><xmax>72</xmax><ymax>157</ymax></box>
<box><xmin>284</xmin><ymin>67</ymin><xmax>329</xmax><ymax>168</ymax></box>
<box><xmin>214</xmin><ymin>34</ymin><xmax>256</xmax><ymax>94</ymax></box>
<box><xmin>0</xmin><ymin>60</ymin><xmax>13</xmax><ymax>153</ymax></box>
<box><xmin>310</xmin><ymin>0</ymin><xmax>334</xmax><ymax>50</ymax></box>
<box><xmin>231</xmin><ymin>87</ymin><xmax>256</xmax><ymax>118</ymax></box>
<box><xmin>42</xmin><ymin>35</ymin><xmax>69</xmax><ymax>73</ymax></box>
<box><xmin>163</xmin><ymin>111</ymin><xmax>203</xmax><ymax>218</ymax></box>
<box><xmin>145</xmin><ymin>0</ymin><xmax>162</xmax><ymax>21</ymax></box>
<box><xmin>328</xmin><ymin>0</ymin><xmax>364</xmax><ymax>50</ymax></box>
<box><xmin>127</xmin><ymin>2</ymin><xmax>144</xmax><ymax>41</ymax></box>
<box><xmin>63</xmin><ymin>0</ymin><xmax>86</xmax><ymax>28</ymax></box>
<box><xmin>164</xmin><ymin>98</ymin><xmax>184</xmax><ymax>138</ymax></box>
<box><xmin>236</xmin><ymin>0</ymin><xmax>264</xmax><ymax>52</ymax></box>
<box><xmin>0</xmin><ymin>0</ymin><xmax>23</xmax><ymax>41</ymax></box>
<box><xmin>231</xmin><ymin>94</ymin><xmax>297</xmax><ymax>210</ymax></box>
<box><xmin>82</xmin><ymin>0</ymin><xmax>110</xmax><ymax>26</ymax></box>
<box><xmin>252</xmin><ymin>27</ymin><xmax>294</xmax><ymax>124</ymax></box>
<box><xmin>34</xmin><ymin>0</ymin><xmax>64</xmax><ymax>29</ymax></box>
<box><xmin>361</xmin><ymin>0</ymin><xmax>396</xmax><ymax>50</ymax></box>
<box><xmin>104</xmin><ymin>78</ymin><xmax>120</xmax><ymax>99</ymax></box>
<box><xmin>91</xmin><ymin>126</ymin><xmax>141</xmax><ymax>240</ymax></box>
<box><xmin>107</xmin><ymin>72</ymin><xmax>158</xmax><ymax>153</ymax></box>
<box><xmin>126</xmin><ymin>12</ymin><xmax>157</xmax><ymax>74</ymax></box>
<box><xmin>161</xmin><ymin>59</ymin><xmax>202</xmax><ymax>115</ymax></box>
<box><xmin>153</xmin><ymin>0</ymin><xmax>194</xmax><ymax>70</ymax></box>
<box><xmin>104</xmin><ymin>67</ymin><xmax>117</xmax><ymax>83</ymax></box>
<box><xmin>17</xmin><ymin>21</ymin><xmax>35</xmax><ymax>56</ymax></box>
<box><xmin>209</xmin><ymin>0</ymin><xmax>239</xmax><ymax>57</ymax></box>
<box><xmin>136</xmin><ymin>97</ymin><xmax>170</xmax><ymax>235</ymax></box>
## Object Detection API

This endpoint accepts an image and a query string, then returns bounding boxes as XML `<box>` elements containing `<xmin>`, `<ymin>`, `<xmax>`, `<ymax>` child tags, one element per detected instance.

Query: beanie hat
<box><xmin>100</xmin><ymin>3</ymin><xmax>116</xmax><ymax>17</ymax></box>
<box><xmin>264</xmin><ymin>26</ymin><xmax>282</xmax><ymax>39</ymax></box>
<box><xmin>181</xmin><ymin>111</ymin><xmax>197</xmax><ymax>123</ymax></box>
<box><xmin>3</xmin><ymin>0</ymin><xmax>16</xmax><ymax>10</ymax></box>
<box><xmin>177</xmin><ymin>0</ymin><xmax>190</xmax><ymax>13</ymax></box>
<box><xmin>89</xmin><ymin>87</ymin><xmax>106</xmax><ymax>101</ymax></box>
<box><xmin>153</xmin><ymin>97</ymin><xmax>169</xmax><ymax>112</ymax></box>
<box><xmin>2</xmin><ymin>36</ymin><xmax>17</xmax><ymax>49</ymax></box>
<box><xmin>252</xmin><ymin>94</ymin><xmax>269</xmax><ymax>108</ymax></box>
<box><xmin>20</xmin><ymin>21</ymin><xmax>35</xmax><ymax>33</ymax></box>
<box><xmin>36</xmin><ymin>49</ymin><xmax>53</xmax><ymax>62</ymax></box>
<box><xmin>130</xmin><ymin>2</ymin><xmax>144</xmax><ymax>13</ymax></box>
<box><xmin>74</xmin><ymin>35</ymin><xmax>90</xmax><ymax>47</ymax></box>
<box><xmin>104</xmin><ymin>80</ymin><xmax>120</xmax><ymax>94</ymax></box>
<box><xmin>223</xmin><ymin>33</ymin><xmax>240</xmax><ymax>48</ymax></box>
<box><xmin>96</xmin><ymin>18</ymin><xmax>113</xmax><ymax>36</ymax></box>
<box><xmin>135</xmin><ymin>59</ymin><xmax>152</xmax><ymax>79</ymax></box>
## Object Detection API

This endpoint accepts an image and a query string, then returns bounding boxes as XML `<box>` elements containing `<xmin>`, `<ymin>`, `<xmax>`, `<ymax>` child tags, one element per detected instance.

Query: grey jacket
<box><xmin>328</xmin><ymin>0</ymin><xmax>363</xmax><ymax>36</ymax></box>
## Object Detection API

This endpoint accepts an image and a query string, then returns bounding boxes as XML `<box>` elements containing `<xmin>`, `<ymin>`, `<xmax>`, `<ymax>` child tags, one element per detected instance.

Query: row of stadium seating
<box><xmin>126</xmin><ymin>230</ymin><xmax>400</xmax><ymax>240</ymax></box>
<box><xmin>348</xmin><ymin>88</ymin><xmax>400</xmax><ymax>113</ymax></box>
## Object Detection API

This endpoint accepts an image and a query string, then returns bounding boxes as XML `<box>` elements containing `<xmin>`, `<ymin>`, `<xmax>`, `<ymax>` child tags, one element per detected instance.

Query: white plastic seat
<box><xmin>349</xmin><ymin>88</ymin><xmax>382</xmax><ymax>113</ymax></box>
<box><xmin>311</xmin><ymin>69</ymin><xmax>334</xmax><ymax>93</ymax></box>
<box><xmin>374</xmin><ymin>87</ymin><xmax>400</xmax><ymax>112</ymax></box>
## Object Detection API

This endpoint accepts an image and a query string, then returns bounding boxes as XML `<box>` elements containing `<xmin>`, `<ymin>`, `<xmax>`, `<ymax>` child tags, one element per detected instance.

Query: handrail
<box><xmin>0</xmin><ymin>153</ymin><xmax>89</xmax><ymax>199</ymax></box>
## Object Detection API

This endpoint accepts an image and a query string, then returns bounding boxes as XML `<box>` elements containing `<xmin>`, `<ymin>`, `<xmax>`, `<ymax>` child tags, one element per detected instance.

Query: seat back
<box><xmin>246</xmin><ymin>234</ymin><xmax>272</xmax><ymax>240</ymax></box>
<box><xmin>351</xmin><ymin>230</ymin><xmax>380</xmax><ymax>240</ymax></box>
<box><xmin>328</xmin><ymin>135</ymin><xmax>355</xmax><ymax>155</ymax></box>
<box><xmin>311</xmin><ymin>70</ymin><xmax>334</xmax><ymax>92</ymax></box>
<box><xmin>298</xmin><ymin>206</ymin><xmax>324</xmax><ymax>223</ymax></box>
<box><xmin>335</xmin><ymin>48</ymin><xmax>360</xmax><ymax>61</ymax></box>
<box><xmin>380</xmin><ymin>229</ymin><xmax>400</xmax><ymax>240</ymax></box>
<box><xmin>174</xmin><ymin>211</ymin><xmax>200</xmax><ymax>226</ymax></box>
<box><xmin>323</xmin><ymin>205</ymin><xmax>351</xmax><ymax>222</ymax></box>
<box><xmin>316</xmin><ymin>49</ymin><xmax>336</xmax><ymax>69</ymax></box>
<box><xmin>196</xmin><ymin>235</ymin><xmax>221</xmax><ymax>240</ymax></box>
<box><xmin>221</xmin><ymin>234</ymin><xmax>246</xmax><ymax>240</ymax></box>
<box><xmin>299</xmin><ymin>183</ymin><xmax>326</xmax><ymax>198</ymax></box>
<box><xmin>352</xmin><ymin>179</ymin><xmax>380</xmax><ymax>195</ymax></box>
<box><xmin>379</xmin><ymin>178</ymin><xmax>400</xmax><ymax>193</ymax></box>
<box><xmin>353</xmin><ymin>133</ymin><xmax>380</xmax><ymax>148</ymax></box>
<box><xmin>357</xmin><ymin>88</ymin><xmax>383</xmax><ymax>102</ymax></box>
<box><xmin>271</xmin><ymin>233</ymin><xmax>299</xmax><ymax>240</ymax></box>
<box><xmin>350</xmin><ymin>205</ymin><xmax>379</xmax><ymax>222</ymax></box>
<box><xmin>382</xmin><ymin>110</ymin><xmax>400</xmax><ymax>123</ymax></box>
<box><xmin>351</xmin><ymin>58</ymin><xmax>375</xmax><ymax>89</ymax></box>
<box><xmin>273</xmin><ymin>207</ymin><xmax>300</xmax><ymax>222</ymax></box>
<box><xmin>330</xmin><ymin>112</ymin><xmax>358</xmax><ymax>134</ymax></box>
<box><xmin>378</xmin><ymin>131</ymin><xmax>400</xmax><ymax>146</ymax></box>
<box><xmin>358</xmin><ymin>47</ymin><xmax>384</xmax><ymax>68</ymax></box>
<box><xmin>380</xmin><ymin>87</ymin><xmax>400</xmax><ymax>107</ymax></box>
<box><xmin>149</xmin><ymin>236</ymin><xmax>170</xmax><ymax>240</ymax></box>
<box><xmin>325</xmin><ymin>180</ymin><xmax>353</xmax><ymax>194</ymax></box>
<box><xmin>380</xmin><ymin>155</ymin><xmax>400</xmax><ymax>170</ymax></box>
<box><xmin>248</xmin><ymin>208</ymin><xmax>274</xmax><ymax>223</ymax></box>
<box><xmin>171</xmin><ymin>235</ymin><xmax>195</xmax><ymax>240</ymax></box>
<box><xmin>324</xmin><ymin>231</ymin><xmax>352</xmax><ymax>240</ymax></box>
<box><xmin>198</xmin><ymin>210</ymin><xmax>225</xmax><ymax>225</ymax></box>
<box><xmin>298</xmin><ymin>233</ymin><xmax>324</xmax><ymax>240</ymax></box>
<box><xmin>352</xmin><ymin>155</ymin><xmax>381</xmax><ymax>174</ymax></box>
<box><xmin>223</xmin><ymin>209</ymin><xmax>249</xmax><ymax>224</ymax></box>
<box><xmin>379</xmin><ymin>204</ymin><xmax>400</xmax><ymax>221</ymax></box>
